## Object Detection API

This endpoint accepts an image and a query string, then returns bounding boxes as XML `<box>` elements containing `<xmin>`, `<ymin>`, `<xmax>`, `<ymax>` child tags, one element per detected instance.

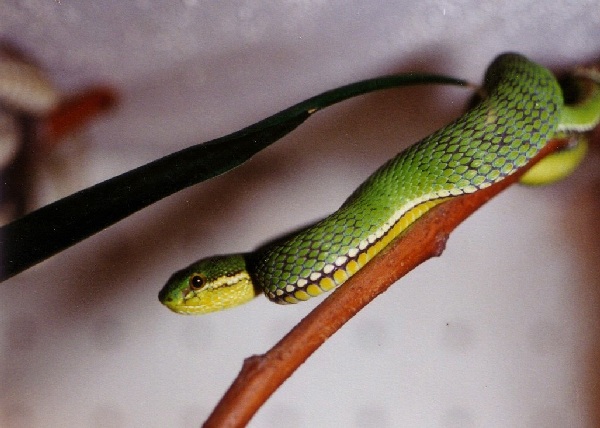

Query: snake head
<box><xmin>158</xmin><ymin>254</ymin><xmax>258</xmax><ymax>315</ymax></box>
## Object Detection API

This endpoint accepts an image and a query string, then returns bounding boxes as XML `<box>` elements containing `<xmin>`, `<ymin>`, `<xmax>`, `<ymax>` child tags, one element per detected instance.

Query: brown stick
<box><xmin>203</xmin><ymin>138</ymin><xmax>569</xmax><ymax>428</ymax></box>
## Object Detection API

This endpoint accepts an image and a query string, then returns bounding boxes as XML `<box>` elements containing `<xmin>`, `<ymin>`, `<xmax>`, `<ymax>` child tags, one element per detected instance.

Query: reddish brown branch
<box><xmin>202</xmin><ymin>137</ymin><xmax>570</xmax><ymax>428</ymax></box>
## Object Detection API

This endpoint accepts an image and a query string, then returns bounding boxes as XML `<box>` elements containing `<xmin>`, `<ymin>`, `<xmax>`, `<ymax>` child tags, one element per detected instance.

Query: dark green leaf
<box><xmin>0</xmin><ymin>73</ymin><xmax>467</xmax><ymax>281</ymax></box>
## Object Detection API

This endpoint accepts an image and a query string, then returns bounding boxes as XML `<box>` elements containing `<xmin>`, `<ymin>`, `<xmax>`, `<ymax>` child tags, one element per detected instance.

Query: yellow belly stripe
<box><xmin>284</xmin><ymin>295</ymin><xmax>298</xmax><ymax>304</ymax></box>
<box><xmin>357</xmin><ymin>252</ymin><xmax>369</xmax><ymax>266</ymax></box>
<box><xmin>306</xmin><ymin>283</ymin><xmax>323</xmax><ymax>296</ymax></box>
<box><xmin>333</xmin><ymin>269</ymin><xmax>348</xmax><ymax>285</ymax></box>
<box><xmin>324</xmin><ymin>198</ymin><xmax>446</xmax><ymax>289</ymax></box>
<box><xmin>346</xmin><ymin>260</ymin><xmax>360</xmax><ymax>275</ymax></box>
<box><xmin>276</xmin><ymin>197</ymin><xmax>449</xmax><ymax>304</ymax></box>
<box><xmin>319</xmin><ymin>277</ymin><xmax>336</xmax><ymax>291</ymax></box>
<box><xmin>293</xmin><ymin>290</ymin><xmax>311</xmax><ymax>301</ymax></box>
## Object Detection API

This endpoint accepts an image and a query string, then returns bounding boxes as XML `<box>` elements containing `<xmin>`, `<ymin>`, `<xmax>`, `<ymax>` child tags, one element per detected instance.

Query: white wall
<box><xmin>1</xmin><ymin>1</ymin><xmax>600</xmax><ymax>427</ymax></box>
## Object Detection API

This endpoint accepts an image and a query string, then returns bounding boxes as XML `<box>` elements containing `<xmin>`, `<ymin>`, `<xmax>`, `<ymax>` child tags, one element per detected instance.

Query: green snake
<box><xmin>159</xmin><ymin>53</ymin><xmax>600</xmax><ymax>315</ymax></box>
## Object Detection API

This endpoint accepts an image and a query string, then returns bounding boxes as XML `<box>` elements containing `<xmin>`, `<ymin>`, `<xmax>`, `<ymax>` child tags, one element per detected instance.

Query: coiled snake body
<box><xmin>159</xmin><ymin>53</ymin><xmax>600</xmax><ymax>314</ymax></box>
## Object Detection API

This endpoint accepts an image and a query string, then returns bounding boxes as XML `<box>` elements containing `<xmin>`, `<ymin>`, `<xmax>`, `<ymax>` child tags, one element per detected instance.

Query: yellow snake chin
<box><xmin>163</xmin><ymin>272</ymin><xmax>257</xmax><ymax>315</ymax></box>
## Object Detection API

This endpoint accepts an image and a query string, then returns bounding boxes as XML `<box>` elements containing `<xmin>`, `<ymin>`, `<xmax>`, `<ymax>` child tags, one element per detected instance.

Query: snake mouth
<box><xmin>158</xmin><ymin>283</ymin><xmax>196</xmax><ymax>314</ymax></box>
<box><xmin>163</xmin><ymin>302</ymin><xmax>198</xmax><ymax>315</ymax></box>
<box><xmin>158</xmin><ymin>285</ymin><xmax>231</xmax><ymax>315</ymax></box>
<box><xmin>159</xmin><ymin>291</ymin><xmax>202</xmax><ymax>315</ymax></box>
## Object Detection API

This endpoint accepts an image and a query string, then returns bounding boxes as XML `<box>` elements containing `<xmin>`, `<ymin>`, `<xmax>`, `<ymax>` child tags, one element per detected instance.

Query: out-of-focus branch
<box><xmin>202</xmin><ymin>137</ymin><xmax>570</xmax><ymax>428</ymax></box>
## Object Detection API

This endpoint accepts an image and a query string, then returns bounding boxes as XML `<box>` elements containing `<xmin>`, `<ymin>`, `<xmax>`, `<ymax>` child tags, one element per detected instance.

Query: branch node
<box><xmin>432</xmin><ymin>232</ymin><xmax>449</xmax><ymax>257</ymax></box>
<box><xmin>239</xmin><ymin>355</ymin><xmax>267</xmax><ymax>378</ymax></box>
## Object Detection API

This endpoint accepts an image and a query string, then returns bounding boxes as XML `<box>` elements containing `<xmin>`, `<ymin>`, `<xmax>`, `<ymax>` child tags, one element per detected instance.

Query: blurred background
<box><xmin>1</xmin><ymin>1</ymin><xmax>600</xmax><ymax>427</ymax></box>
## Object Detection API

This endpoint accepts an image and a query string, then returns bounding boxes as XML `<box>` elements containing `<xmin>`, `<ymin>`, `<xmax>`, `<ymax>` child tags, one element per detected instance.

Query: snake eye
<box><xmin>189</xmin><ymin>273</ymin><xmax>206</xmax><ymax>290</ymax></box>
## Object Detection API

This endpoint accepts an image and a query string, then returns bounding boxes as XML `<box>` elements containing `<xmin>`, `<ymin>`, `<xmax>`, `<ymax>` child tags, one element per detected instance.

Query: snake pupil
<box><xmin>189</xmin><ymin>274</ymin><xmax>206</xmax><ymax>290</ymax></box>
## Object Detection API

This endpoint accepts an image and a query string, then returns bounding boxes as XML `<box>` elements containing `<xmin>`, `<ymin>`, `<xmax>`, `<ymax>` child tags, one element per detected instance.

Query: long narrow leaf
<box><xmin>0</xmin><ymin>73</ymin><xmax>468</xmax><ymax>281</ymax></box>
